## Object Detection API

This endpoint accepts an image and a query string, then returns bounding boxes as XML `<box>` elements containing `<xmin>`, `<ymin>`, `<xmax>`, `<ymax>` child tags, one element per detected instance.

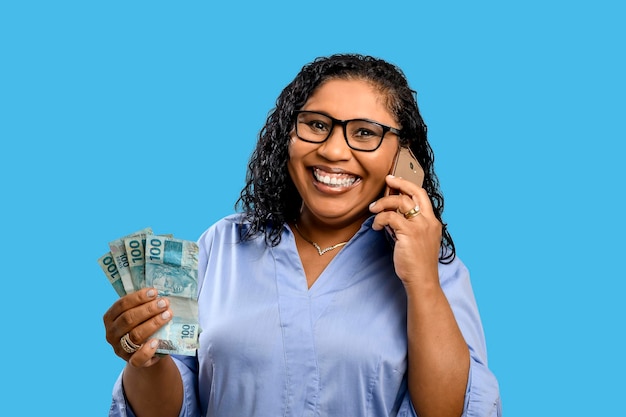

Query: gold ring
<box><xmin>404</xmin><ymin>205</ymin><xmax>421</xmax><ymax>219</ymax></box>
<box><xmin>120</xmin><ymin>333</ymin><xmax>142</xmax><ymax>354</ymax></box>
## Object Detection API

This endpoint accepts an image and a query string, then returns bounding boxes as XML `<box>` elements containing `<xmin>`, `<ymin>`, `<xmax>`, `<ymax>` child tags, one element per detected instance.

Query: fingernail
<box><xmin>150</xmin><ymin>340</ymin><xmax>158</xmax><ymax>349</ymax></box>
<box><xmin>146</xmin><ymin>289</ymin><xmax>156</xmax><ymax>298</ymax></box>
<box><xmin>157</xmin><ymin>299</ymin><xmax>166</xmax><ymax>308</ymax></box>
<box><xmin>369</xmin><ymin>201</ymin><xmax>376</xmax><ymax>209</ymax></box>
<box><xmin>387</xmin><ymin>174</ymin><xmax>395</xmax><ymax>179</ymax></box>
<box><xmin>161</xmin><ymin>311</ymin><xmax>171</xmax><ymax>320</ymax></box>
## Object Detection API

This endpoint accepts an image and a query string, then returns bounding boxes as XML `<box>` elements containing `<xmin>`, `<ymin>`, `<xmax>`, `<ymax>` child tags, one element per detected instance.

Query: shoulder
<box><xmin>197</xmin><ymin>213</ymin><xmax>274</xmax><ymax>251</ymax></box>
<box><xmin>200</xmin><ymin>213</ymin><xmax>250</xmax><ymax>235</ymax></box>
<box><xmin>196</xmin><ymin>214</ymin><xmax>239</xmax><ymax>248</ymax></box>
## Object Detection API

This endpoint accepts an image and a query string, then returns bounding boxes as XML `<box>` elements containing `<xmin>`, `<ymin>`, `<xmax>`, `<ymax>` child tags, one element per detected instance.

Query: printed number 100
<box><xmin>181</xmin><ymin>324</ymin><xmax>195</xmax><ymax>339</ymax></box>
<box><xmin>149</xmin><ymin>238</ymin><xmax>162</xmax><ymax>261</ymax></box>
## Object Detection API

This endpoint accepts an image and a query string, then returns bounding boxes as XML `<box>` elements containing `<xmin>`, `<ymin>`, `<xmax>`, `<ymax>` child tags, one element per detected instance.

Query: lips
<box><xmin>313</xmin><ymin>167</ymin><xmax>359</xmax><ymax>188</ymax></box>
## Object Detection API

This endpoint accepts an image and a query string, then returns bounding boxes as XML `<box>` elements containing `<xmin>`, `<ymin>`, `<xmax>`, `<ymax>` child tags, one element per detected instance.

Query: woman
<box><xmin>105</xmin><ymin>53</ymin><xmax>501</xmax><ymax>417</ymax></box>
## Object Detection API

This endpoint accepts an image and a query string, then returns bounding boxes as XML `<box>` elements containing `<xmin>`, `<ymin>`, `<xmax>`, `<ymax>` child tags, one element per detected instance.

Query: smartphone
<box><xmin>384</xmin><ymin>146</ymin><xmax>424</xmax><ymax>197</ymax></box>
<box><xmin>383</xmin><ymin>146</ymin><xmax>424</xmax><ymax>242</ymax></box>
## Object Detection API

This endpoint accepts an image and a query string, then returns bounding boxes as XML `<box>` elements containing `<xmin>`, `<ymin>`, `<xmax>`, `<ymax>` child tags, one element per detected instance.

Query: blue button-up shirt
<box><xmin>110</xmin><ymin>214</ymin><xmax>501</xmax><ymax>416</ymax></box>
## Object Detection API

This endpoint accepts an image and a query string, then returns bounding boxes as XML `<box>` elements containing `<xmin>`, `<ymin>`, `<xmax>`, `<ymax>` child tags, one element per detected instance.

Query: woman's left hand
<box><xmin>370</xmin><ymin>175</ymin><xmax>442</xmax><ymax>289</ymax></box>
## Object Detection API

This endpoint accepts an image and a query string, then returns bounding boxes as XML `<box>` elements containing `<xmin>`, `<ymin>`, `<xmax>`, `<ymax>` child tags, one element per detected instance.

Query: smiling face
<box><xmin>288</xmin><ymin>78</ymin><xmax>400</xmax><ymax>227</ymax></box>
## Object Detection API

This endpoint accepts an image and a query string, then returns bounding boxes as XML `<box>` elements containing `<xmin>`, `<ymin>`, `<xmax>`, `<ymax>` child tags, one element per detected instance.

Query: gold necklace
<box><xmin>293</xmin><ymin>223</ymin><xmax>348</xmax><ymax>256</ymax></box>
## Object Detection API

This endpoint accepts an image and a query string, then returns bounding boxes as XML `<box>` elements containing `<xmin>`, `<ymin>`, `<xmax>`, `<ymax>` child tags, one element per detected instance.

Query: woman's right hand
<box><xmin>103</xmin><ymin>287</ymin><xmax>173</xmax><ymax>367</ymax></box>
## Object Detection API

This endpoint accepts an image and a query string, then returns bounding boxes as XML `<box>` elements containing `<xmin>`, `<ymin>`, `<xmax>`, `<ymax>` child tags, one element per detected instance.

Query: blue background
<box><xmin>1</xmin><ymin>1</ymin><xmax>623</xmax><ymax>415</ymax></box>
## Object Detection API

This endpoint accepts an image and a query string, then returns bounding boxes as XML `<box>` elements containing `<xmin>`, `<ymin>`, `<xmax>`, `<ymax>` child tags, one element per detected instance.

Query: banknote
<box><xmin>99</xmin><ymin>230</ymin><xmax>200</xmax><ymax>356</ymax></box>
<box><xmin>97</xmin><ymin>252</ymin><xmax>126</xmax><ymax>297</ymax></box>
<box><xmin>109</xmin><ymin>227</ymin><xmax>153</xmax><ymax>293</ymax></box>
<box><xmin>152</xmin><ymin>297</ymin><xmax>200</xmax><ymax>356</ymax></box>
<box><xmin>124</xmin><ymin>234</ymin><xmax>149</xmax><ymax>291</ymax></box>
<box><xmin>145</xmin><ymin>235</ymin><xmax>198</xmax><ymax>299</ymax></box>
<box><xmin>124</xmin><ymin>233</ymin><xmax>176</xmax><ymax>291</ymax></box>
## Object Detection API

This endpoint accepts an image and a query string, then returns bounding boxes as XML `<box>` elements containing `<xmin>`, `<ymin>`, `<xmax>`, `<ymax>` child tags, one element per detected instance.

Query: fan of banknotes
<box><xmin>98</xmin><ymin>227</ymin><xmax>200</xmax><ymax>356</ymax></box>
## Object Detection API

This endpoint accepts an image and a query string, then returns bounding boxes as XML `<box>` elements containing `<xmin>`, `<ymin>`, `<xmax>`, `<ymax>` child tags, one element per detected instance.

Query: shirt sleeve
<box><xmin>108</xmin><ymin>355</ymin><xmax>201</xmax><ymax>417</ymax></box>
<box><xmin>439</xmin><ymin>256</ymin><xmax>502</xmax><ymax>416</ymax></box>
<box><xmin>462</xmin><ymin>356</ymin><xmax>502</xmax><ymax>416</ymax></box>
<box><xmin>388</xmin><ymin>256</ymin><xmax>502</xmax><ymax>417</ymax></box>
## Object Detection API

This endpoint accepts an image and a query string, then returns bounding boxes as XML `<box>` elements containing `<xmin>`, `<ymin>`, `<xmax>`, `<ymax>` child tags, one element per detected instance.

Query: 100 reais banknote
<box><xmin>98</xmin><ymin>228</ymin><xmax>200</xmax><ymax>356</ymax></box>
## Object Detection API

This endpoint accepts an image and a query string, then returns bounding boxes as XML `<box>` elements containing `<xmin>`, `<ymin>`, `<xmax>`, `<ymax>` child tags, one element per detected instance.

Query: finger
<box><xmin>407</xmin><ymin>188</ymin><xmax>436</xmax><ymax>218</ymax></box>
<box><xmin>372</xmin><ymin>208</ymin><xmax>419</xmax><ymax>233</ymax></box>
<box><xmin>369</xmin><ymin>193</ymin><xmax>418</xmax><ymax>215</ymax></box>
<box><xmin>112</xmin><ymin>305</ymin><xmax>172</xmax><ymax>360</ymax></box>
<box><xmin>371</xmin><ymin>210</ymin><xmax>399</xmax><ymax>231</ymax></box>
<box><xmin>384</xmin><ymin>174</ymin><xmax>423</xmax><ymax>200</ymax></box>
<box><xmin>371</xmin><ymin>190</ymin><xmax>438</xmax><ymax>233</ymax></box>
<box><xmin>125</xmin><ymin>304</ymin><xmax>172</xmax><ymax>347</ymax></box>
<box><xmin>127</xmin><ymin>339</ymin><xmax>163</xmax><ymax>368</ymax></box>
<box><xmin>105</xmin><ymin>296</ymin><xmax>171</xmax><ymax>347</ymax></box>
<box><xmin>373</xmin><ymin>176</ymin><xmax>429</xmax><ymax>214</ymax></box>
<box><xmin>103</xmin><ymin>287</ymin><xmax>158</xmax><ymax>324</ymax></box>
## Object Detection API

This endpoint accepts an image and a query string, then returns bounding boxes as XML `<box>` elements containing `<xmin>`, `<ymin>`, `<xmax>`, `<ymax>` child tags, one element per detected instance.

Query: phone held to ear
<box><xmin>383</xmin><ymin>146</ymin><xmax>424</xmax><ymax>241</ymax></box>
<box><xmin>384</xmin><ymin>146</ymin><xmax>424</xmax><ymax>196</ymax></box>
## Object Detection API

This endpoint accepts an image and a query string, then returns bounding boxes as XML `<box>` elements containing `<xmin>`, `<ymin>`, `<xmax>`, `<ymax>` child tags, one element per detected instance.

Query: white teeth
<box><xmin>313</xmin><ymin>169</ymin><xmax>357</xmax><ymax>187</ymax></box>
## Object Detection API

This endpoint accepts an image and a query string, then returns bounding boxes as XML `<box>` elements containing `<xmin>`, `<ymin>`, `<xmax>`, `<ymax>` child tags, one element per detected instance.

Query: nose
<box><xmin>317</xmin><ymin>123</ymin><xmax>352</xmax><ymax>160</ymax></box>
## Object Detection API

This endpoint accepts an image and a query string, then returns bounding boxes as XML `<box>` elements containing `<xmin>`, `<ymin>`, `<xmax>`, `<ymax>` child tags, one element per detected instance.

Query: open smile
<box><xmin>312</xmin><ymin>167</ymin><xmax>360</xmax><ymax>188</ymax></box>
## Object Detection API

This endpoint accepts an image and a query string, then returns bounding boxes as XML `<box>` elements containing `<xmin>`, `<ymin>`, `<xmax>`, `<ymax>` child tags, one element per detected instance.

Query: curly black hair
<box><xmin>236</xmin><ymin>53</ymin><xmax>455</xmax><ymax>263</ymax></box>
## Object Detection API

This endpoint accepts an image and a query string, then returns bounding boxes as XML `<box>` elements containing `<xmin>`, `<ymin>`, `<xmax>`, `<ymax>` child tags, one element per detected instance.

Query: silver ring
<box><xmin>120</xmin><ymin>333</ymin><xmax>142</xmax><ymax>354</ymax></box>
<box><xmin>404</xmin><ymin>205</ymin><xmax>421</xmax><ymax>219</ymax></box>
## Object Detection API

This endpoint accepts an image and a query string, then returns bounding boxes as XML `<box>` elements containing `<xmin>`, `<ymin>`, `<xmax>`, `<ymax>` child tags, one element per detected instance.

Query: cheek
<box><xmin>359</xmin><ymin>156</ymin><xmax>394</xmax><ymax>195</ymax></box>
<box><xmin>368</xmin><ymin>149</ymin><xmax>397</xmax><ymax>178</ymax></box>
<box><xmin>287</xmin><ymin>131</ymin><xmax>317</xmax><ymax>165</ymax></box>
<box><xmin>381</xmin><ymin>140</ymin><xmax>399</xmax><ymax>174</ymax></box>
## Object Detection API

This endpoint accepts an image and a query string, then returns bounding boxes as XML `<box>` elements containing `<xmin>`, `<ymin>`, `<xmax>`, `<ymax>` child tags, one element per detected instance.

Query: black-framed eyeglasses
<box><xmin>294</xmin><ymin>110</ymin><xmax>401</xmax><ymax>152</ymax></box>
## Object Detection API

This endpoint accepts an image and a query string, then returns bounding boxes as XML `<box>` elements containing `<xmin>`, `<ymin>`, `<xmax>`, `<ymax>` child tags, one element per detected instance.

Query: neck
<box><xmin>293</xmin><ymin>222</ymin><xmax>348</xmax><ymax>256</ymax></box>
<box><xmin>294</xmin><ymin>214</ymin><xmax>366</xmax><ymax>248</ymax></box>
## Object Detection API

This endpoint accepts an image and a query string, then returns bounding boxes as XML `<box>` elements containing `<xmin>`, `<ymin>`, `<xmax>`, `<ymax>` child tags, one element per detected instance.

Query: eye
<box><xmin>308</xmin><ymin>120</ymin><xmax>329</xmax><ymax>133</ymax></box>
<box><xmin>298</xmin><ymin>113</ymin><xmax>332</xmax><ymax>135</ymax></box>
<box><xmin>348</xmin><ymin>121</ymin><xmax>383</xmax><ymax>142</ymax></box>
<box><xmin>354</xmin><ymin>127</ymin><xmax>377</xmax><ymax>138</ymax></box>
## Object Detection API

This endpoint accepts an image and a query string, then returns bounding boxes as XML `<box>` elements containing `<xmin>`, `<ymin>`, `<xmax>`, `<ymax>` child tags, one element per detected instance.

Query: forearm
<box><xmin>405</xmin><ymin>280</ymin><xmax>470</xmax><ymax>417</ymax></box>
<box><xmin>122</xmin><ymin>356</ymin><xmax>184</xmax><ymax>417</ymax></box>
